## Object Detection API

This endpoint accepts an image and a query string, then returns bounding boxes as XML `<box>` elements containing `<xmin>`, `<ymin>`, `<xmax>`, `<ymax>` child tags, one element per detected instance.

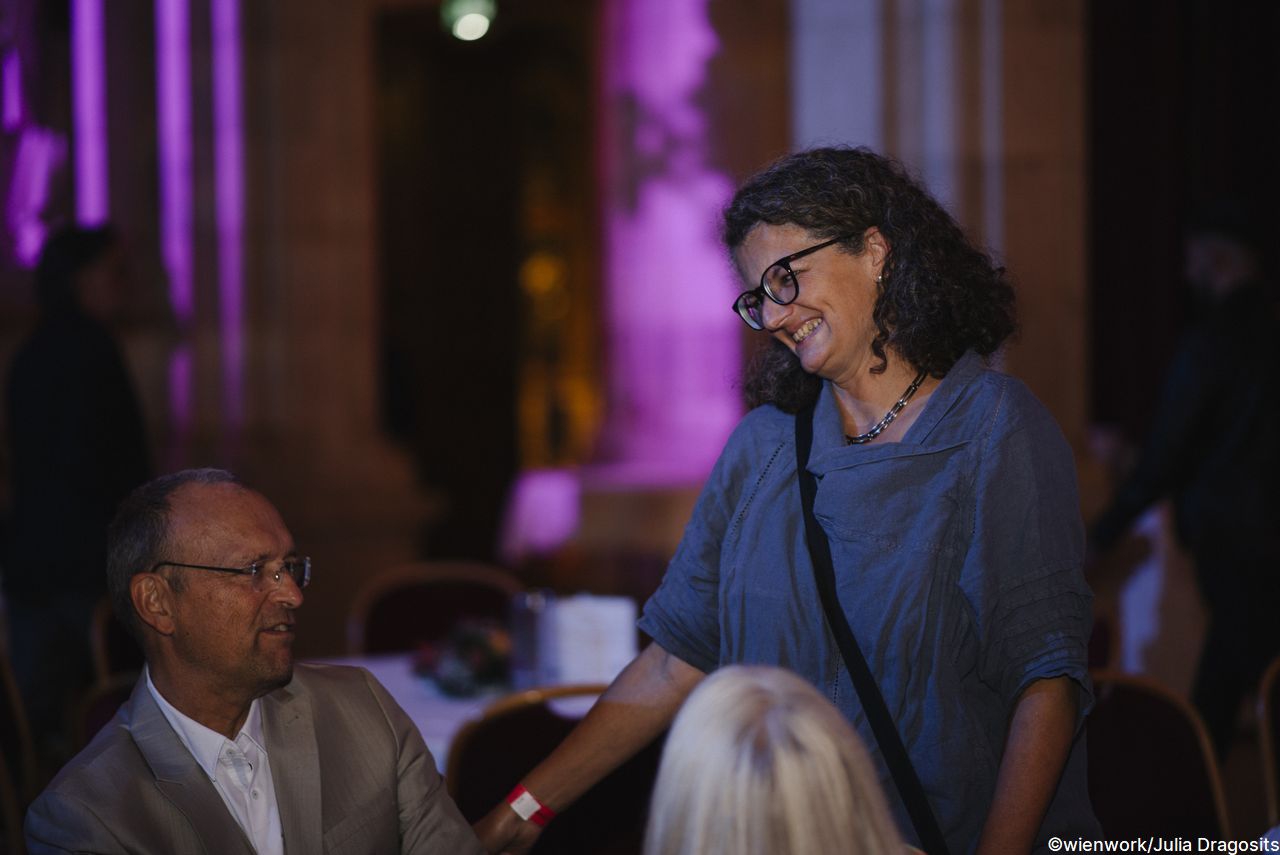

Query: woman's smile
<box><xmin>791</xmin><ymin>318</ymin><xmax>824</xmax><ymax>344</ymax></box>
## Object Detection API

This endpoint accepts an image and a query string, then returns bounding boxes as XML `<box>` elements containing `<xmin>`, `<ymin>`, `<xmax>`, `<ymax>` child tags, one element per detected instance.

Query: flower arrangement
<box><xmin>412</xmin><ymin>619</ymin><xmax>512</xmax><ymax>697</ymax></box>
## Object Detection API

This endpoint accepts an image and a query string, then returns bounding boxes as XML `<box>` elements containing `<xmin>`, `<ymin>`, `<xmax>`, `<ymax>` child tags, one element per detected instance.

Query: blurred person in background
<box><xmin>1091</xmin><ymin>201</ymin><xmax>1280</xmax><ymax>756</ymax></box>
<box><xmin>476</xmin><ymin>147</ymin><xmax>1099</xmax><ymax>854</ymax></box>
<box><xmin>643</xmin><ymin>665</ymin><xmax>907</xmax><ymax>855</ymax></box>
<box><xmin>3</xmin><ymin>224</ymin><xmax>150</xmax><ymax>767</ymax></box>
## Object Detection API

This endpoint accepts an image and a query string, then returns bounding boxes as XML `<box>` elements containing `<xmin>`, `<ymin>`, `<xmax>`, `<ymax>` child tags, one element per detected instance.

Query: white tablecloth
<box><xmin>307</xmin><ymin>653</ymin><xmax>495</xmax><ymax>772</ymax></box>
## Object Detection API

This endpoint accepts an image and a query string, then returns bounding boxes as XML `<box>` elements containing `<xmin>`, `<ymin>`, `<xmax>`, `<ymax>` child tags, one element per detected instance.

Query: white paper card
<box><xmin>544</xmin><ymin>594</ymin><xmax>637</xmax><ymax>686</ymax></box>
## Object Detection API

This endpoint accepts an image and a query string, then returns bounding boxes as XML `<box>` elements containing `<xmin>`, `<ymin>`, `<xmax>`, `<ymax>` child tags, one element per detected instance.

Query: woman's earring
<box><xmin>876</xmin><ymin>272</ymin><xmax>884</xmax><ymax>284</ymax></box>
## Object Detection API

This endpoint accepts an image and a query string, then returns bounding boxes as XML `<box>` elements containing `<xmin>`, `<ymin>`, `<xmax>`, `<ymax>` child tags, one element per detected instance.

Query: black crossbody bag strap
<box><xmin>795</xmin><ymin>402</ymin><xmax>950</xmax><ymax>855</ymax></box>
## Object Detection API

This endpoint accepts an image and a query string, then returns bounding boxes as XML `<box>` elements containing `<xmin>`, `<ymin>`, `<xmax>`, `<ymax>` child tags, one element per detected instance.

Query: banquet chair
<box><xmin>446</xmin><ymin>685</ymin><xmax>665</xmax><ymax>855</ymax></box>
<box><xmin>88</xmin><ymin>597</ymin><xmax>143</xmax><ymax>684</ymax></box>
<box><xmin>1087</xmin><ymin>669</ymin><xmax>1230</xmax><ymax>838</ymax></box>
<box><xmin>346</xmin><ymin>561</ymin><xmax>523</xmax><ymax>655</ymax></box>
<box><xmin>1087</xmin><ymin>605</ymin><xmax>1116</xmax><ymax>670</ymax></box>
<box><xmin>1258</xmin><ymin>653</ymin><xmax>1280</xmax><ymax>826</ymax></box>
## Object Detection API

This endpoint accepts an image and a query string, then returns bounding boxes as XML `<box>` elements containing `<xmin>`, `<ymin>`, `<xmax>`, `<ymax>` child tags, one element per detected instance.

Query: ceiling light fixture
<box><xmin>441</xmin><ymin>0</ymin><xmax>495</xmax><ymax>42</ymax></box>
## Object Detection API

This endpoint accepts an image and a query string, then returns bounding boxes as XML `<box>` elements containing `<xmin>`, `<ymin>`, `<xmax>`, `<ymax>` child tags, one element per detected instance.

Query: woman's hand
<box><xmin>473</xmin><ymin>803</ymin><xmax>541</xmax><ymax>854</ymax></box>
<box><xmin>469</xmin><ymin>643</ymin><xmax>705</xmax><ymax>854</ymax></box>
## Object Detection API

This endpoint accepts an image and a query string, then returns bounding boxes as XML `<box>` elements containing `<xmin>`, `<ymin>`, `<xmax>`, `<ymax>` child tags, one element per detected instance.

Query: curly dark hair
<box><xmin>724</xmin><ymin>147</ymin><xmax>1016</xmax><ymax>412</ymax></box>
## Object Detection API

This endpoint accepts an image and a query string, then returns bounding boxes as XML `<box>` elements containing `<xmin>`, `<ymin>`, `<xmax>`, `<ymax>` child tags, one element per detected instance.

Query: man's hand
<box><xmin>473</xmin><ymin>802</ymin><xmax>542</xmax><ymax>854</ymax></box>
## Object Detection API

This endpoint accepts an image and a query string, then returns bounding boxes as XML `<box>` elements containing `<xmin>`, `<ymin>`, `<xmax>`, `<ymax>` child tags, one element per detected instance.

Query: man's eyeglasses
<box><xmin>151</xmin><ymin>557</ymin><xmax>311</xmax><ymax>591</ymax></box>
<box><xmin>732</xmin><ymin>234</ymin><xmax>852</xmax><ymax>330</ymax></box>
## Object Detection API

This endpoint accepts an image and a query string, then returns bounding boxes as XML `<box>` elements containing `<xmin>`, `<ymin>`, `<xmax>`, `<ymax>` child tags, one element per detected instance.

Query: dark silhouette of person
<box><xmin>3</xmin><ymin>224</ymin><xmax>150</xmax><ymax>767</ymax></box>
<box><xmin>1091</xmin><ymin>202</ymin><xmax>1280</xmax><ymax>756</ymax></box>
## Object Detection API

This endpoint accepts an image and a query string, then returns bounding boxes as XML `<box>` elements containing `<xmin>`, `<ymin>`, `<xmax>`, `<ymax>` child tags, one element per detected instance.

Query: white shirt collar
<box><xmin>145</xmin><ymin>665</ymin><xmax>267</xmax><ymax>781</ymax></box>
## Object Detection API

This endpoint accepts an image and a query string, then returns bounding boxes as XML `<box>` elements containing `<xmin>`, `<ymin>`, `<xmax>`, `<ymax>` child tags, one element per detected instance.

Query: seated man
<box><xmin>25</xmin><ymin>468</ymin><xmax>482</xmax><ymax>855</ymax></box>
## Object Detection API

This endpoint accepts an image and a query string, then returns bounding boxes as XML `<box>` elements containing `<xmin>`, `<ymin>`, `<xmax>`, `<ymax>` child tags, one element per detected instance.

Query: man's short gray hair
<box><xmin>106</xmin><ymin>468</ymin><xmax>242</xmax><ymax>641</ymax></box>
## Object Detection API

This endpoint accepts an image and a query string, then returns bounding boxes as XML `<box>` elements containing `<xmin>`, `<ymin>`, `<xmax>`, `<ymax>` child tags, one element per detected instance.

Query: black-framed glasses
<box><xmin>151</xmin><ymin>556</ymin><xmax>311</xmax><ymax>591</ymax></box>
<box><xmin>732</xmin><ymin>234</ymin><xmax>853</xmax><ymax>330</ymax></box>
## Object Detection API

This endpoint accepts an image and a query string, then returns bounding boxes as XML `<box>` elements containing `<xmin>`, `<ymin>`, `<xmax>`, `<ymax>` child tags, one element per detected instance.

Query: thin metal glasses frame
<box><xmin>151</xmin><ymin>556</ymin><xmax>312</xmax><ymax>589</ymax></box>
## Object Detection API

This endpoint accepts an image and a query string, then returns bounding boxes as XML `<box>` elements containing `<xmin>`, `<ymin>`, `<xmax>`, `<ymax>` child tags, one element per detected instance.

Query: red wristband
<box><xmin>506</xmin><ymin>784</ymin><xmax>556</xmax><ymax>827</ymax></box>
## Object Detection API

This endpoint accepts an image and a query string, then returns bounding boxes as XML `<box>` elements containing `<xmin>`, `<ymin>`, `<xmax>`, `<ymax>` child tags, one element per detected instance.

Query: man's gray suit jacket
<box><xmin>24</xmin><ymin>663</ymin><xmax>484</xmax><ymax>854</ymax></box>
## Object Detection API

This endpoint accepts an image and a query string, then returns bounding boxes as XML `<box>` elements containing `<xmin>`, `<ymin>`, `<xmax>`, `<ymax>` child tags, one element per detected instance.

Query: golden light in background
<box><xmin>520</xmin><ymin>252</ymin><xmax>570</xmax><ymax>322</ymax></box>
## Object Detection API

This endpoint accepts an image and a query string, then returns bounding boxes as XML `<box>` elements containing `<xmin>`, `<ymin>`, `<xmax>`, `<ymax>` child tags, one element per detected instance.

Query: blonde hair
<box><xmin>644</xmin><ymin>665</ymin><xmax>905</xmax><ymax>855</ymax></box>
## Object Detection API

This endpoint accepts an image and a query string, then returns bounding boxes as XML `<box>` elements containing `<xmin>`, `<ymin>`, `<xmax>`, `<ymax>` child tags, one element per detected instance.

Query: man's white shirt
<box><xmin>145</xmin><ymin>666</ymin><xmax>285</xmax><ymax>855</ymax></box>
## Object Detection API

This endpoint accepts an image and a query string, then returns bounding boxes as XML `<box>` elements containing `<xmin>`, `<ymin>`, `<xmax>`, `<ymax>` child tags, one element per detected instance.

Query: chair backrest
<box><xmin>446</xmin><ymin>685</ymin><xmax>665</xmax><ymax>855</ymax></box>
<box><xmin>71</xmin><ymin>673</ymin><xmax>136</xmax><ymax>752</ymax></box>
<box><xmin>346</xmin><ymin>561</ymin><xmax>524</xmax><ymax>655</ymax></box>
<box><xmin>1087</xmin><ymin>669</ymin><xmax>1230</xmax><ymax>838</ymax></box>
<box><xmin>1087</xmin><ymin>606</ymin><xmax>1115</xmax><ymax>670</ymax></box>
<box><xmin>0</xmin><ymin>645</ymin><xmax>35</xmax><ymax>808</ymax></box>
<box><xmin>1258</xmin><ymin>653</ymin><xmax>1280</xmax><ymax>827</ymax></box>
<box><xmin>88</xmin><ymin>596</ymin><xmax>143</xmax><ymax>685</ymax></box>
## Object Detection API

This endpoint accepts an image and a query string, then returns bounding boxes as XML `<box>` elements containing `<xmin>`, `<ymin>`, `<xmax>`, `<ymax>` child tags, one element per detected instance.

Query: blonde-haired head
<box><xmin>644</xmin><ymin>665</ymin><xmax>905</xmax><ymax>855</ymax></box>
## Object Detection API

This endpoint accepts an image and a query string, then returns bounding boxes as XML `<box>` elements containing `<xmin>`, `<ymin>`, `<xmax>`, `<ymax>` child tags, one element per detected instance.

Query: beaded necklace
<box><xmin>844</xmin><ymin>370</ymin><xmax>928</xmax><ymax>445</ymax></box>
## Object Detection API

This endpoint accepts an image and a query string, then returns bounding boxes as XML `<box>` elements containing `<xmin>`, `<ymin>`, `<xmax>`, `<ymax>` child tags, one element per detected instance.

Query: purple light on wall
<box><xmin>2</xmin><ymin>49</ymin><xmax>23</xmax><ymax>131</ymax></box>
<box><xmin>155</xmin><ymin>0</ymin><xmax>194</xmax><ymax>323</ymax></box>
<box><xmin>599</xmin><ymin>0</ymin><xmax>740</xmax><ymax>483</ymax></box>
<box><xmin>72</xmin><ymin>0</ymin><xmax>110</xmax><ymax>224</ymax></box>
<box><xmin>156</xmin><ymin>0</ymin><xmax>195</xmax><ymax>443</ymax></box>
<box><xmin>499</xmin><ymin>469</ymin><xmax>582</xmax><ymax>564</ymax></box>
<box><xmin>6</xmin><ymin>128</ymin><xmax>67</xmax><ymax>266</ymax></box>
<box><xmin>211</xmin><ymin>0</ymin><xmax>244</xmax><ymax>428</ymax></box>
<box><xmin>168</xmin><ymin>344</ymin><xmax>194</xmax><ymax>460</ymax></box>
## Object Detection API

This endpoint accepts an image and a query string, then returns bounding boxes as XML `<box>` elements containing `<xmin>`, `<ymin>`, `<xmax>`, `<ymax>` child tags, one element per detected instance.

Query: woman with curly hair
<box><xmin>477</xmin><ymin>148</ymin><xmax>1098</xmax><ymax>854</ymax></box>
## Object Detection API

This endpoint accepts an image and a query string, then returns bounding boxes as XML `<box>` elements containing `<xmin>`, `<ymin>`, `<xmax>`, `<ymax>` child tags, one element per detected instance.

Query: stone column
<box><xmin>106</xmin><ymin>0</ymin><xmax>442</xmax><ymax>655</ymax></box>
<box><xmin>231</xmin><ymin>0</ymin><xmax>436</xmax><ymax>656</ymax></box>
